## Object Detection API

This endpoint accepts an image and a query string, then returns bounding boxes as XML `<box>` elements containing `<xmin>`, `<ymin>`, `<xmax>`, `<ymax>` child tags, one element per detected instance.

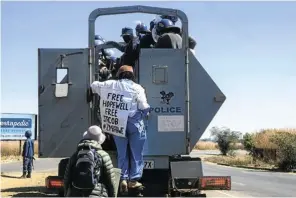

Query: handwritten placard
<box><xmin>100</xmin><ymin>88</ymin><xmax>134</xmax><ymax>137</ymax></box>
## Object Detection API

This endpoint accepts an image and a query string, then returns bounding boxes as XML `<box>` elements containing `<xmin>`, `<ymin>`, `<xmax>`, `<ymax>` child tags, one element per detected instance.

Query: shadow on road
<box><xmin>1</xmin><ymin>186</ymin><xmax>56</xmax><ymax>197</ymax></box>
<box><xmin>1</xmin><ymin>174</ymin><xmax>21</xmax><ymax>179</ymax></box>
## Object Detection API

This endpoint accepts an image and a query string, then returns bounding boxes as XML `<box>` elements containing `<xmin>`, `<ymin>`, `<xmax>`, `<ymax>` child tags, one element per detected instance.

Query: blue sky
<box><xmin>1</xmin><ymin>1</ymin><xmax>296</xmax><ymax>138</ymax></box>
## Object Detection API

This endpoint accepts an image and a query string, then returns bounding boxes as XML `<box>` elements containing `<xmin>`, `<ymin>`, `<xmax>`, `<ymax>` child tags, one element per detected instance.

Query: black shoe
<box><xmin>20</xmin><ymin>173</ymin><xmax>27</xmax><ymax>179</ymax></box>
<box><xmin>26</xmin><ymin>172</ymin><xmax>31</xmax><ymax>178</ymax></box>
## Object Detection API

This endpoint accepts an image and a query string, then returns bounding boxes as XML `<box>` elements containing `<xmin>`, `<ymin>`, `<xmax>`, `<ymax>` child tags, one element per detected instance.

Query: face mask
<box><xmin>123</xmin><ymin>35</ymin><xmax>131</xmax><ymax>44</ymax></box>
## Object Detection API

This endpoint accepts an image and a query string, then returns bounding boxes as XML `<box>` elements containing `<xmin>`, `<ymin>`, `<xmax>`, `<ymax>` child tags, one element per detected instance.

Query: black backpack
<box><xmin>72</xmin><ymin>145</ymin><xmax>102</xmax><ymax>190</ymax></box>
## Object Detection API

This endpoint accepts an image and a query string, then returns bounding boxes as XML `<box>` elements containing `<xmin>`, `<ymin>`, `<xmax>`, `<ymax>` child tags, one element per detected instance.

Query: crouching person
<box><xmin>63</xmin><ymin>125</ymin><xmax>117</xmax><ymax>197</ymax></box>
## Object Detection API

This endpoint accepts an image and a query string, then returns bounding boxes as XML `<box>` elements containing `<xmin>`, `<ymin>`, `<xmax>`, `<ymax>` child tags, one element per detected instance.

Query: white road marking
<box><xmin>217</xmin><ymin>190</ymin><xmax>254</xmax><ymax>198</ymax></box>
<box><xmin>217</xmin><ymin>190</ymin><xmax>237</xmax><ymax>197</ymax></box>
<box><xmin>232</xmin><ymin>181</ymin><xmax>246</xmax><ymax>186</ymax></box>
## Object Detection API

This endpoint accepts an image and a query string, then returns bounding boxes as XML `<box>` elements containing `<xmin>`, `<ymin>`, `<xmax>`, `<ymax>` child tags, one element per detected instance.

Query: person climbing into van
<box><xmin>88</xmin><ymin>65</ymin><xmax>150</xmax><ymax>195</ymax></box>
<box><xmin>63</xmin><ymin>125</ymin><xmax>117</xmax><ymax>197</ymax></box>
<box><xmin>153</xmin><ymin>18</ymin><xmax>182</xmax><ymax>49</ymax></box>
<box><xmin>20</xmin><ymin>130</ymin><xmax>34</xmax><ymax>179</ymax></box>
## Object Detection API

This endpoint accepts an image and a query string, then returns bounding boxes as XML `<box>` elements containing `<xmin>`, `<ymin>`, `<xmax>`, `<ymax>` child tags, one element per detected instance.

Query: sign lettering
<box><xmin>150</xmin><ymin>107</ymin><xmax>182</xmax><ymax>113</ymax></box>
<box><xmin>100</xmin><ymin>88</ymin><xmax>134</xmax><ymax>138</ymax></box>
<box><xmin>0</xmin><ymin>114</ymin><xmax>36</xmax><ymax>140</ymax></box>
<box><xmin>144</xmin><ymin>160</ymin><xmax>155</xmax><ymax>169</ymax></box>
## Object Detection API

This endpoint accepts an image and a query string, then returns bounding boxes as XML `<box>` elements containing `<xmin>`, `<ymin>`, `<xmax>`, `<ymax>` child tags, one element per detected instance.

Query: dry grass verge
<box><xmin>194</xmin><ymin>141</ymin><xmax>244</xmax><ymax>150</ymax></box>
<box><xmin>0</xmin><ymin>171</ymin><xmax>57</xmax><ymax>197</ymax></box>
<box><xmin>194</xmin><ymin>141</ymin><xmax>218</xmax><ymax>150</ymax></box>
<box><xmin>1</xmin><ymin>141</ymin><xmax>39</xmax><ymax>163</ymax></box>
<box><xmin>252</xmin><ymin>128</ymin><xmax>296</xmax><ymax>149</ymax></box>
<box><xmin>204</xmin><ymin>155</ymin><xmax>276</xmax><ymax>170</ymax></box>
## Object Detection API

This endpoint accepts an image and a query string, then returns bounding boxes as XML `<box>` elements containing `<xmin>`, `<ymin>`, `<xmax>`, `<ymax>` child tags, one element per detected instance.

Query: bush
<box><xmin>1</xmin><ymin>141</ymin><xmax>39</xmax><ymax>157</ymax></box>
<box><xmin>210</xmin><ymin>127</ymin><xmax>241</xmax><ymax>155</ymax></box>
<box><xmin>271</xmin><ymin>132</ymin><xmax>296</xmax><ymax>171</ymax></box>
<box><xmin>243</xmin><ymin>133</ymin><xmax>255</xmax><ymax>154</ymax></box>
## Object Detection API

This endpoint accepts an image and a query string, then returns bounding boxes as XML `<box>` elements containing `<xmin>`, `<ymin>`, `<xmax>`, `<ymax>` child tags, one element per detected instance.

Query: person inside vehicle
<box><xmin>63</xmin><ymin>125</ymin><xmax>117</xmax><ymax>197</ymax></box>
<box><xmin>189</xmin><ymin>36</ymin><xmax>197</xmax><ymax>55</ymax></box>
<box><xmin>135</xmin><ymin>22</ymin><xmax>155</xmax><ymax>48</ymax></box>
<box><xmin>20</xmin><ymin>130</ymin><xmax>34</xmax><ymax>179</ymax></box>
<box><xmin>88</xmin><ymin>65</ymin><xmax>150</xmax><ymax>195</ymax></box>
<box><xmin>159</xmin><ymin>15</ymin><xmax>197</xmax><ymax>52</ymax></box>
<box><xmin>153</xmin><ymin>18</ymin><xmax>182</xmax><ymax>49</ymax></box>
<box><xmin>121</xmin><ymin>27</ymin><xmax>134</xmax><ymax>44</ymax></box>
<box><xmin>120</xmin><ymin>28</ymin><xmax>140</xmax><ymax>68</ymax></box>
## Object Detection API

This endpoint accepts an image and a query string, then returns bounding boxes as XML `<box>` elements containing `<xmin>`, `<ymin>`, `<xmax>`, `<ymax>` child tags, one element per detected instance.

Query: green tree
<box><xmin>243</xmin><ymin>133</ymin><xmax>255</xmax><ymax>154</ymax></box>
<box><xmin>210</xmin><ymin>126</ymin><xmax>240</xmax><ymax>155</ymax></box>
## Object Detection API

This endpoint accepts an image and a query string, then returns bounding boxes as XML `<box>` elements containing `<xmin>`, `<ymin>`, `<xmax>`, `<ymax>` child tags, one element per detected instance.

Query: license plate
<box><xmin>144</xmin><ymin>160</ymin><xmax>155</xmax><ymax>169</ymax></box>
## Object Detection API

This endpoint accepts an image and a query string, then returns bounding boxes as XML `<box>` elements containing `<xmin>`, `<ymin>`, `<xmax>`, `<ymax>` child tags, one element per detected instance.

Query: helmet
<box><xmin>103</xmin><ymin>49</ymin><xmax>115</xmax><ymax>57</ymax></box>
<box><xmin>155</xmin><ymin>19</ymin><xmax>180</xmax><ymax>35</ymax></box>
<box><xmin>95</xmin><ymin>35</ymin><xmax>105</xmax><ymax>46</ymax></box>
<box><xmin>135</xmin><ymin>22</ymin><xmax>149</xmax><ymax>35</ymax></box>
<box><xmin>121</xmin><ymin>27</ymin><xmax>134</xmax><ymax>37</ymax></box>
<box><xmin>95</xmin><ymin>35</ymin><xmax>104</xmax><ymax>41</ymax></box>
<box><xmin>25</xmin><ymin>130</ymin><xmax>32</xmax><ymax>138</ymax></box>
<box><xmin>160</xmin><ymin>15</ymin><xmax>178</xmax><ymax>24</ymax></box>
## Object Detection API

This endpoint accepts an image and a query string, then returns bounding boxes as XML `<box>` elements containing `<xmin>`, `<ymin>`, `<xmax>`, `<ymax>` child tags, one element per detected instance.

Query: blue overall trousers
<box><xmin>113</xmin><ymin>111</ymin><xmax>147</xmax><ymax>181</ymax></box>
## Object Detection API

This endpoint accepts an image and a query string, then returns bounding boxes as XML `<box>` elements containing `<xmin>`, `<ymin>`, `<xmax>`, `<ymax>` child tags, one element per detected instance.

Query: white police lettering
<box><xmin>100</xmin><ymin>88</ymin><xmax>133</xmax><ymax>138</ymax></box>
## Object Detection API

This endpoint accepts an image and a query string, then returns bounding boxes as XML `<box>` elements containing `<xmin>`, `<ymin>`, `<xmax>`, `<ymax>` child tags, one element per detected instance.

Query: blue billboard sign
<box><xmin>1</xmin><ymin>113</ymin><xmax>36</xmax><ymax>140</ymax></box>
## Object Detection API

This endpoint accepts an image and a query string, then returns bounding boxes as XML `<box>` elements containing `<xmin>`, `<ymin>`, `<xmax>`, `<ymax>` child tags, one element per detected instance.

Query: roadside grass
<box><xmin>194</xmin><ymin>141</ymin><xmax>244</xmax><ymax>150</ymax></box>
<box><xmin>194</xmin><ymin>141</ymin><xmax>218</xmax><ymax>150</ymax></box>
<box><xmin>253</xmin><ymin>128</ymin><xmax>296</xmax><ymax>149</ymax></box>
<box><xmin>204</xmin><ymin>155</ymin><xmax>276</xmax><ymax>169</ymax></box>
<box><xmin>1</xmin><ymin>141</ymin><xmax>39</xmax><ymax>163</ymax></box>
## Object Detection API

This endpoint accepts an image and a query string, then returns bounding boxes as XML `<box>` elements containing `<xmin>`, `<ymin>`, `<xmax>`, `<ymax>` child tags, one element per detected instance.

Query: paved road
<box><xmin>1</xmin><ymin>151</ymin><xmax>295</xmax><ymax>197</ymax></box>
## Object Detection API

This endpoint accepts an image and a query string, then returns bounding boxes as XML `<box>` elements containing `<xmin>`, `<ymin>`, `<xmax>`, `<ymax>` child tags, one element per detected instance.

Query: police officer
<box><xmin>159</xmin><ymin>15</ymin><xmax>197</xmax><ymax>51</ymax></box>
<box><xmin>121</xmin><ymin>27</ymin><xmax>134</xmax><ymax>44</ymax></box>
<box><xmin>189</xmin><ymin>36</ymin><xmax>197</xmax><ymax>55</ymax></box>
<box><xmin>120</xmin><ymin>27</ymin><xmax>140</xmax><ymax>68</ymax></box>
<box><xmin>153</xmin><ymin>18</ymin><xmax>182</xmax><ymax>49</ymax></box>
<box><xmin>89</xmin><ymin>65</ymin><xmax>150</xmax><ymax>194</ymax></box>
<box><xmin>21</xmin><ymin>130</ymin><xmax>34</xmax><ymax>178</ymax></box>
<box><xmin>135</xmin><ymin>22</ymin><xmax>155</xmax><ymax>49</ymax></box>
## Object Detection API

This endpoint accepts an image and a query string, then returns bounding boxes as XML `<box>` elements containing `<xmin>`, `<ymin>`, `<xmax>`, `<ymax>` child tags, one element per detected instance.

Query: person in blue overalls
<box><xmin>89</xmin><ymin>65</ymin><xmax>150</xmax><ymax>194</ymax></box>
<box><xmin>20</xmin><ymin>130</ymin><xmax>34</xmax><ymax>178</ymax></box>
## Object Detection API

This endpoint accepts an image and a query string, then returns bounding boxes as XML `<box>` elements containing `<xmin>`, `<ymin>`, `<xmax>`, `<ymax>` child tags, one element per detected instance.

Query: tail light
<box><xmin>45</xmin><ymin>176</ymin><xmax>63</xmax><ymax>189</ymax></box>
<box><xmin>198</xmin><ymin>176</ymin><xmax>231</xmax><ymax>190</ymax></box>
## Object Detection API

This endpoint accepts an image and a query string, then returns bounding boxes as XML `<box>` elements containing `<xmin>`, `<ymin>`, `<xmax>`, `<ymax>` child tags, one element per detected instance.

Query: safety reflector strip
<box><xmin>198</xmin><ymin>176</ymin><xmax>231</xmax><ymax>190</ymax></box>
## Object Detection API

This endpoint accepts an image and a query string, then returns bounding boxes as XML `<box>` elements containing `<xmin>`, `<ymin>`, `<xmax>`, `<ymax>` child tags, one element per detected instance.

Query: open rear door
<box><xmin>38</xmin><ymin>48</ymin><xmax>90</xmax><ymax>158</ymax></box>
<box><xmin>188</xmin><ymin>51</ymin><xmax>226</xmax><ymax>151</ymax></box>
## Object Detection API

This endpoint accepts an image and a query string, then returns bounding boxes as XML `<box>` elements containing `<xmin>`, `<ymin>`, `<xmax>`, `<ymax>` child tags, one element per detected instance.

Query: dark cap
<box><xmin>121</xmin><ymin>27</ymin><xmax>134</xmax><ymax>37</ymax></box>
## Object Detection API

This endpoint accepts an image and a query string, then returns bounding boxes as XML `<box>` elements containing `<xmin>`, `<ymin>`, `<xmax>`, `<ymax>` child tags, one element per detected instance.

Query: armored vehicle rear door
<box><xmin>38</xmin><ymin>48</ymin><xmax>90</xmax><ymax>158</ymax></box>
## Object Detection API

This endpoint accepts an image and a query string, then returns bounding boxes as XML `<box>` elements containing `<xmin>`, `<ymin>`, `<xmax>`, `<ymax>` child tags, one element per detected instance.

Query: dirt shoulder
<box><xmin>0</xmin><ymin>171</ymin><xmax>56</xmax><ymax>197</ymax></box>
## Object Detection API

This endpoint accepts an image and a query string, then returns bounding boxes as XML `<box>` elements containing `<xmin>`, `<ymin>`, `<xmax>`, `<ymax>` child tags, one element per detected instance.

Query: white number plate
<box><xmin>144</xmin><ymin>160</ymin><xmax>155</xmax><ymax>169</ymax></box>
